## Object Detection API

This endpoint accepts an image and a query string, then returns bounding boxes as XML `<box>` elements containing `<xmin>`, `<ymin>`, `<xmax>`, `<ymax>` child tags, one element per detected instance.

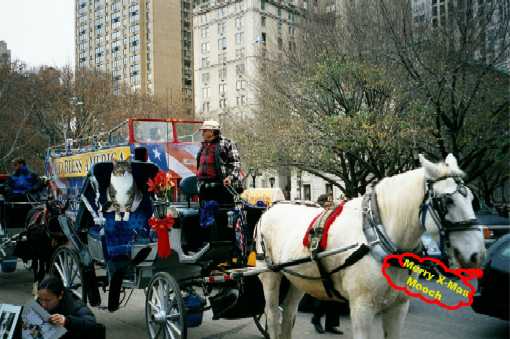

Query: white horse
<box><xmin>256</xmin><ymin>154</ymin><xmax>485</xmax><ymax>339</ymax></box>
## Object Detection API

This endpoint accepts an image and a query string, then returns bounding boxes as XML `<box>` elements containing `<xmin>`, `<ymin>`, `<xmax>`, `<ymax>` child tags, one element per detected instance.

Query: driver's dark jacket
<box><xmin>48</xmin><ymin>290</ymin><xmax>97</xmax><ymax>339</ymax></box>
<box><xmin>196</xmin><ymin>136</ymin><xmax>241</xmax><ymax>185</ymax></box>
<box><xmin>7</xmin><ymin>165</ymin><xmax>39</xmax><ymax>195</ymax></box>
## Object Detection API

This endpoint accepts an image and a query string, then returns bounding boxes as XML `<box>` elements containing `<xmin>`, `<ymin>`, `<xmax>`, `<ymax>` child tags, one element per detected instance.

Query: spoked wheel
<box><xmin>145</xmin><ymin>272</ymin><xmax>187</xmax><ymax>339</ymax></box>
<box><xmin>253</xmin><ymin>312</ymin><xmax>269</xmax><ymax>339</ymax></box>
<box><xmin>50</xmin><ymin>246</ymin><xmax>86</xmax><ymax>303</ymax></box>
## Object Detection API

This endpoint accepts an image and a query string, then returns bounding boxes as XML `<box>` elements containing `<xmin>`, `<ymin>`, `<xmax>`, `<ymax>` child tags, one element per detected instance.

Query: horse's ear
<box><xmin>445</xmin><ymin>153</ymin><xmax>459</xmax><ymax>169</ymax></box>
<box><xmin>419</xmin><ymin>154</ymin><xmax>441</xmax><ymax>179</ymax></box>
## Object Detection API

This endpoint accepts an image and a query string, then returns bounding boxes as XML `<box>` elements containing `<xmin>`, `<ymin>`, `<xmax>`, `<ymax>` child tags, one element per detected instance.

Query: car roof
<box><xmin>476</xmin><ymin>213</ymin><xmax>510</xmax><ymax>225</ymax></box>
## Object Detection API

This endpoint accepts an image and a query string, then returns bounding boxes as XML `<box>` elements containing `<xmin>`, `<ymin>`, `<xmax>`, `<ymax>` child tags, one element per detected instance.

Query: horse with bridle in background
<box><xmin>255</xmin><ymin>154</ymin><xmax>485</xmax><ymax>339</ymax></box>
<box><xmin>22</xmin><ymin>180</ymin><xmax>68</xmax><ymax>294</ymax></box>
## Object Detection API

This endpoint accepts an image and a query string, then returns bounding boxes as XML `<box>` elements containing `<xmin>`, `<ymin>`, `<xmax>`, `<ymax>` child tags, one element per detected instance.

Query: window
<box><xmin>201</xmin><ymin>72</ymin><xmax>210</xmax><ymax>83</ymax></box>
<box><xmin>278</xmin><ymin>37</ymin><xmax>283</xmax><ymax>50</ymax></box>
<box><xmin>201</xmin><ymin>42</ymin><xmax>210</xmax><ymax>53</ymax></box>
<box><xmin>202</xmin><ymin>101</ymin><xmax>210</xmax><ymax>112</ymax></box>
<box><xmin>303</xmin><ymin>184</ymin><xmax>311</xmax><ymax>201</ymax></box>
<box><xmin>201</xmin><ymin>26</ymin><xmax>208</xmax><ymax>39</ymax></box>
<box><xmin>325</xmin><ymin>184</ymin><xmax>333</xmax><ymax>195</ymax></box>
<box><xmin>112</xmin><ymin>1</ymin><xmax>121</xmax><ymax>12</ymax></box>
<box><xmin>219</xmin><ymin>98</ymin><xmax>227</xmax><ymax>109</ymax></box>
<box><xmin>219</xmin><ymin>67</ymin><xmax>227</xmax><ymax>80</ymax></box>
<box><xmin>217</xmin><ymin>7</ymin><xmax>225</xmax><ymax>18</ymax></box>
<box><xmin>261</xmin><ymin>0</ymin><xmax>266</xmax><ymax>10</ymax></box>
<box><xmin>201</xmin><ymin>56</ymin><xmax>209</xmax><ymax>67</ymax></box>
<box><xmin>235</xmin><ymin>48</ymin><xmax>245</xmax><ymax>59</ymax></box>
<box><xmin>235</xmin><ymin>32</ymin><xmax>244</xmax><ymax>45</ymax></box>
<box><xmin>236</xmin><ymin>79</ymin><xmax>246</xmax><ymax>90</ymax></box>
<box><xmin>218</xmin><ymin>37</ymin><xmax>227</xmax><ymax>50</ymax></box>
<box><xmin>235</xmin><ymin>17</ymin><xmax>243</xmax><ymax>30</ymax></box>
<box><xmin>130</xmin><ymin>54</ymin><xmax>140</xmax><ymax>64</ymax></box>
<box><xmin>261</xmin><ymin>32</ymin><xmax>267</xmax><ymax>44</ymax></box>
<box><xmin>112</xmin><ymin>30</ymin><xmax>121</xmax><ymax>40</ymax></box>
<box><xmin>218</xmin><ymin>83</ymin><xmax>226</xmax><ymax>94</ymax></box>
<box><xmin>261</xmin><ymin>16</ymin><xmax>266</xmax><ymax>27</ymax></box>
<box><xmin>236</xmin><ymin>63</ymin><xmax>245</xmax><ymax>76</ymax></box>
<box><xmin>202</xmin><ymin>87</ymin><xmax>210</xmax><ymax>99</ymax></box>
<box><xmin>218</xmin><ymin>22</ymin><xmax>225</xmax><ymax>35</ymax></box>
<box><xmin>236</xmin><ymin>95</ymin><xmax>246</xmax><ymax>105</ymax></box>
<box><xmin>218</xmin><ymin>52</ymin><xmax>227</xmax><ymax>64</ymax></box>
<box><xmin>277</xmin><ymin>7</ymin><xmax>282</xmax><ymax>17</ymax></box>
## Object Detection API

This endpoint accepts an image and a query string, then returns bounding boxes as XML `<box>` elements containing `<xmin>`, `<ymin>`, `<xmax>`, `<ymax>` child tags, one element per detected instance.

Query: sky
<box><xmin>0</xmin><ymin>0</ymin><xmax>74</xmax><ymax>68</ymax></box>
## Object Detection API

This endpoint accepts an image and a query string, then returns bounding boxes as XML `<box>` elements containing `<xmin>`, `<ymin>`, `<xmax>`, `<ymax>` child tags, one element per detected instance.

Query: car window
<box><xmin>499</xmin><ymin>246</ymin><xmax>510</xmax><ymax>259</ymax></box>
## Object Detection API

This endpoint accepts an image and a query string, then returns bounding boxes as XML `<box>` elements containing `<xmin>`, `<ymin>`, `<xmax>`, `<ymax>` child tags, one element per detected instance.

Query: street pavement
<box><xmin>0</xmin><ymin>264</ymin><xmax>508</xmax><ymax>339</ymax></box>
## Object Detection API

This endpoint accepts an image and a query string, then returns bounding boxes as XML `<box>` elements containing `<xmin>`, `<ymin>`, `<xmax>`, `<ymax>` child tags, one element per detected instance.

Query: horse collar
<box><xmin>362</xmin><ymin>191</ymin><xmax>419</xmax><ymax>262</ymax></box>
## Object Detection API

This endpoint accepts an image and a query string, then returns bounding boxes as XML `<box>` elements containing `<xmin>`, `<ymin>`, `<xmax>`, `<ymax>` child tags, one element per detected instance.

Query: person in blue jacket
<box><xmin>7</xmin><ymin>158</ymin><xmax>40</xmax><ymax>198</ymax></box>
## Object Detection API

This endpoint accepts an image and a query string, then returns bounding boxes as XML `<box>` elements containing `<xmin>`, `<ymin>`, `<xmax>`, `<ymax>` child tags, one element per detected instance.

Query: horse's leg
<box><xmin>382</xmin><ymin>300</ymin><xmax>409</xmax><ymax>339</ymax></box>
<box><xmin>350</xmin><ymin>298</ymin><xmax>376</xmax><ymax>339</ymax></box>
<box><xmin>280</xmin><ymin>284</ymin><xmax>304</xmax><ymax>339</ymax></box>
<box><xmin>32</xmin><ymin>260</ymin><xmax>39</xmax><ymax>296</ymax></box>
<box><xmin>259</xmin><ymin>271</ymin><xmax>283</xmax><ymax>339</ymax></box>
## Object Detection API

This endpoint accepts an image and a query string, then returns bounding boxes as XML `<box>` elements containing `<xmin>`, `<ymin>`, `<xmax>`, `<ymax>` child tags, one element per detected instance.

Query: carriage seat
<box><xmin>82</xmin><ymin>161</ymin><xmax>159</xmax><ymax>264</ymax></box>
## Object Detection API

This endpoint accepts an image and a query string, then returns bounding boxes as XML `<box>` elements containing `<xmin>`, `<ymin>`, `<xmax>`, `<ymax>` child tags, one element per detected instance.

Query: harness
<box><xmin>418</xmin><ymin>175</ymin><xmax>479</xmax><ymax>265</ymax></box>
<box><xmin>256</xmin><ymin>174</ymin><xmax>479</xmax><ymax>300</ymax></box>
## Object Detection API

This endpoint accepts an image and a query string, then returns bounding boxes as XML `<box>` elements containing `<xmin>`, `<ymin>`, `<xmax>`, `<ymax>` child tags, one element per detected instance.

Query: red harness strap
<box><xmin>303</xmin><ymin>200</ymin><xmax>346</xmax><ymax>250</ymax></box>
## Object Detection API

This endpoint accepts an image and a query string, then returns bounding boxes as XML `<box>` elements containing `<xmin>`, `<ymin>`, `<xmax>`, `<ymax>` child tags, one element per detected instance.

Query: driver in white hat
<box><xmin>196</xmin><ymin>120</ymin><xmax>242</xmax><ymax>204</ymax></box>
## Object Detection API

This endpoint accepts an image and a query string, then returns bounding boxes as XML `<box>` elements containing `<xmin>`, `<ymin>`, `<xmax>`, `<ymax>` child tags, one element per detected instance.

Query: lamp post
<box><xmin>269</xmin><ymin>177</ymin><xmax>275</xmax><ymax>188</ymax></box>
<box><xmin>249</xmin><ymin>167</ymin><xmax>258</xmax><ymax>188</ymax></box>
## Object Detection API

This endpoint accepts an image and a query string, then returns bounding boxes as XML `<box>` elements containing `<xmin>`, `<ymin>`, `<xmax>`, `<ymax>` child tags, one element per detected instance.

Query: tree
<box><xmin>371</xmin><ymin>0</ymin><xmax>510</xmax><ymax>205</ymax></box>
<box><xmin>243</xmin><ymin>11</ymin><xmax>433</xmax><ymax>198</ymax></box>
<box><xmin>0</xmin><ymin>63</ymin><xmax>182</xmax><ymax>172</ymax></box>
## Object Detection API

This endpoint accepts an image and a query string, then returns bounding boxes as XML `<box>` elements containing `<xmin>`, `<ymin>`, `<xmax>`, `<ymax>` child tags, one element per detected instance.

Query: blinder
<box><xmin>420</xmin><ymin>175</ymin><xmax>481</xmax><ymax>264</ymax></box>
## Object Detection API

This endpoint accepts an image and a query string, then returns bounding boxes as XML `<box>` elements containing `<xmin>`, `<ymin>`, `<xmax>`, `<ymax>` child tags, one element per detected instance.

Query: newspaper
<box><xmin>0</xmin><ymin>304</ymin><xmax>22</xmax><ymax>339</ymax></box>
<box><xmin>20</xmin><ymin>301</ymin><xmax>66</xmax><ymax>339</ymax></box>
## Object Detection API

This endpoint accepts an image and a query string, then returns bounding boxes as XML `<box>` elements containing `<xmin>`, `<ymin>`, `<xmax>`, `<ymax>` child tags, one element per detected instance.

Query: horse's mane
<box><xmin>375</xmin><ymin>169</ymin><xmax>426</xmax><ymax>232</ymax></box>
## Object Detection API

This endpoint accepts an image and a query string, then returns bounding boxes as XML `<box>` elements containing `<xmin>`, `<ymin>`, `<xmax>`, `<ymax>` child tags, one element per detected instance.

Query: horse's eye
<box><xmin>444</xmin><ymin>196</ymin><xmax>454</xmax><ymax>206</ymax></box>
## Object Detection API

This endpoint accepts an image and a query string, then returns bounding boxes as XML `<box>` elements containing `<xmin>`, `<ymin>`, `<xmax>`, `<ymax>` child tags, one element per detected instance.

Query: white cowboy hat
<box><xmin>200</xmin><ymin>120</ymin><xmax>221</xmax><ymax>130</ymax></box>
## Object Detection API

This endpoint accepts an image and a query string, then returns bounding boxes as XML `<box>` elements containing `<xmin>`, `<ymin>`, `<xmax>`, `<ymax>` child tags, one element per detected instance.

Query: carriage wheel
<box><xmin>50</xmin><ymin>246</ymin><xmax>86</xmax><ymax>303</ymax></box>
<box><xmin>253</xmin><ymin>313</ymin><xmax>270</xmax><ymax>339</ymax></box>
<box><xmin>145</xmin><ymin>272</ymin><xmax>187</xmax><ymax>339</ymax></box>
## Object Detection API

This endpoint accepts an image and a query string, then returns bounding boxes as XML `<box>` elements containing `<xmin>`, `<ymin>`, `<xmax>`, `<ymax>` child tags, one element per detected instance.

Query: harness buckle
<box><xmin>367</xmin><ymin>239</ymin><xmax>381</xmax><ymax>248</ymax></box>
<box><xmin>310</xmin><ymin>228</ymin><xmax>323</xmax><ymax>252</ymax></box>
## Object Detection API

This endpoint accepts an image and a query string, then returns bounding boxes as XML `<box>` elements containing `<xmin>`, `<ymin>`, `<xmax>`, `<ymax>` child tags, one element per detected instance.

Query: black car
<box><xmin>477</xmin><ymin>211</ymin><xmax>510</xmax><ymax>247</ymax></box>
<box><xmin>472</xmin><ymin>234</ymin><xmax>510</xmax><ymax>320</ymax></box>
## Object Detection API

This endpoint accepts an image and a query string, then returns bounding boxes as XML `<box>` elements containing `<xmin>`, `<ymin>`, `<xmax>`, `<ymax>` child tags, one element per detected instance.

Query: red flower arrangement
<box><xmin>147</xmin><ymin>170</ymin><xmax>176</xmax><ymax>258</ymax></box>
<box><xmin>147</xmin><ymin>170</ymin><xmax>175</xmax><ymax>201</ymax></box>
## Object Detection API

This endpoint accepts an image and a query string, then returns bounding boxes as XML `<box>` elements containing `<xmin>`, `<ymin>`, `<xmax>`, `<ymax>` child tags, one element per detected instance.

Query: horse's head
<box><xmin>419</xmin><ymin>154</ymin><xmax>485</xmax><ymax>269</ymax></box>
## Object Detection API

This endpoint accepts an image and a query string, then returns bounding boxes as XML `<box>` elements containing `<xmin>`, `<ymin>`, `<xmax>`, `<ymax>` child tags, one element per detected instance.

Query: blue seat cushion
<box><xmin>102</xmin><ymin>208</ymin><xmax>152</xmax><ymax>258</ymax></box>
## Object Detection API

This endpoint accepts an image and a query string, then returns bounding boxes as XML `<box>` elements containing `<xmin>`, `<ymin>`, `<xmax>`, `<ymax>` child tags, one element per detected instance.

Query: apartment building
<box><xmin>0</xmin><ymin>40</ymin><xmax>11</xmax><ymax>65</ymax></box>
<box><xmin>192</xmin><ymin>0</ymin><xmax>346</xmax><ymax>201</ymax></box>
<box><xmin>75</xmin><ymin>0</ymin><xmax>194</xmax><ymax>110</ymax></box>
<box><xmin>411</xmin><ymin>0</ymin><xmax>509</xmax><ymax>72</ymax></box>
<box><xmin>193</xmin><ymin>0</ymin><xmax>318</xmax><ymax>120</ymax></box>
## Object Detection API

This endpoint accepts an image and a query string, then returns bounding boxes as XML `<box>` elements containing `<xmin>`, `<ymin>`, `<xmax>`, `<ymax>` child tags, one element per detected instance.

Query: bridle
<box><xmin>419</xmin><ymin>175</ymin><xmax>480</xmax><ymax>263</ymax></box>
